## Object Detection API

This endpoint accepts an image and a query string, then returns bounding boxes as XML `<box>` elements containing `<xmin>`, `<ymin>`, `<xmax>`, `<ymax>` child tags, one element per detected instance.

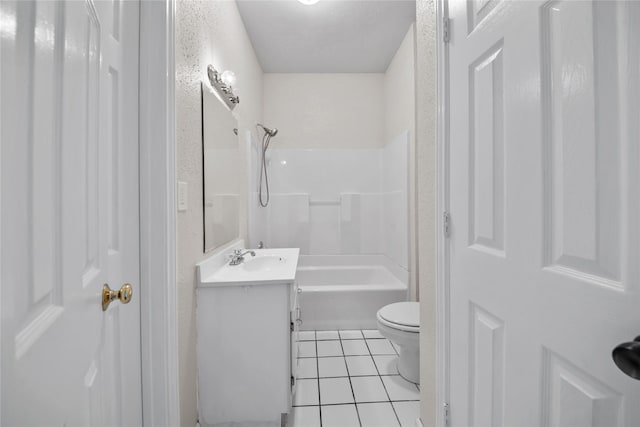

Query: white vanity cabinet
<box><xmin>196</xmin><ymin>246</ymin><xmax>300</xmax><ymax>427</ymax></box>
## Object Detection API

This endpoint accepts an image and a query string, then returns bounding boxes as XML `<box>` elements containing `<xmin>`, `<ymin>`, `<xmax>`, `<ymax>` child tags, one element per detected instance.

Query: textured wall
<box><xmin>416</xmin><ymin>0</ymin><xmax>437</xmax><ymax>424</ymax></box>
<box><xmin>263</xmin><ymin>73</ymin><xmax>385</xmax><ymax>149</ymax></box>
<box><xmin>383</xmin><ymin>24</ymin><xmax>418</xmax><ymax>301</ymax></box>
<box><xmin>175</xmin><ymin>1</ymin><xmax>263</xmax><ymax>426</ymax></box>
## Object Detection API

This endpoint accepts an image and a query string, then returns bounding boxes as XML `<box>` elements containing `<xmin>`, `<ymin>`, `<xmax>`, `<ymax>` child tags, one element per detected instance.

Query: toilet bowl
<box><xmin>376</xmin><ymin>301</ymin><xmax>420</xmax><ymax>384</ymax></box>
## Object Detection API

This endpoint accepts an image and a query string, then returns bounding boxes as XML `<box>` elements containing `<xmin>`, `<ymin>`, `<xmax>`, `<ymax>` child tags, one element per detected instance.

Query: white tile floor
<box><xmin>290</xmin><ymin>330</ymin><xmax>420</xmax><ymax>427</ymax></box>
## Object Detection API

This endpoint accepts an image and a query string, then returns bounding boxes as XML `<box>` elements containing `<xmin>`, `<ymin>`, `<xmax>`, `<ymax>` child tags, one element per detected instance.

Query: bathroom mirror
<box><xmin>201</xmin><ymin>82</ymin><xmax>240</xmax><ymax>252</ymax></box>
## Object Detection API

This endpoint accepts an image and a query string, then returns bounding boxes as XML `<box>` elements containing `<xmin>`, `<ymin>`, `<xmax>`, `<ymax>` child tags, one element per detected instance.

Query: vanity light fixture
<box><xmin>298</xmin><ymin>0</ymin><xmax>320</xmax><ymax>5</ymax></box>
<box><xmin>220</xmin><ymin>70</ymin><xmax>237</xmax><ymax>87</ymax></box>
<box><xmin>207</xmin><ymin>65</ymin><xmax>240</xmax><ymax>110</ymax></box>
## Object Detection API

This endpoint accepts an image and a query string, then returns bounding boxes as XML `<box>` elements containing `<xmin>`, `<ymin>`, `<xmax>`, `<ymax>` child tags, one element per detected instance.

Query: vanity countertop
<box><xmin>197</xmin><ymin>247</ymin><xmax>300</xmax><ymax>288</ymax></box>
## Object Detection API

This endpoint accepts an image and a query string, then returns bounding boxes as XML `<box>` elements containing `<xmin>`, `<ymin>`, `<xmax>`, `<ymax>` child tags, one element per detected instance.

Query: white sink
<box><xmin>241</xmin><ymin>255</ymin><xmax>286</xmax><ymax>272</ymax></box>
<box><xmin>197</xmin><ymin>247</ymin><xmax>300</xmax><ymax>287</ymax></box>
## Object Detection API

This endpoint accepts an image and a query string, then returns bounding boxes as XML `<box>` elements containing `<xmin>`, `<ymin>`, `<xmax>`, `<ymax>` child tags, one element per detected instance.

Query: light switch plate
<box><xmin>178</xmin><ymin>181</ymin><xmax>188</xmax><ymax>212</ymax></box>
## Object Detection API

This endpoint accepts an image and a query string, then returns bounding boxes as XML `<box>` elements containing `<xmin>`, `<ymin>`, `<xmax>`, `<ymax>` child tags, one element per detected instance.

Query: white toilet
<box><xmin>376</xmin><ymin>301</ymin><xmax>420</xmax><ymax>384</ymax></box>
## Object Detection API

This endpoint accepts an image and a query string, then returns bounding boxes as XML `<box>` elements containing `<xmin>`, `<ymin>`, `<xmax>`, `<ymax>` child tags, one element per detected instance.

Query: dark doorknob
<box><xmin>612</xmin><ymin>336</ymin><xmax>640</xmax><ymax>380</ymax></box>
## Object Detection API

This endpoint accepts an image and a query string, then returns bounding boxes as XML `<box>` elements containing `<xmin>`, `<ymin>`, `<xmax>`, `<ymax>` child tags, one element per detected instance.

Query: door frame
<box><xmin>139</xmin><ymin>1</ymin><xmax>180</xmax><ymax>426</ymax></box>
<box><xmin>435</xmin><ymin>0</ymin><xmax>450</xmax><ymax>426</ymax></box>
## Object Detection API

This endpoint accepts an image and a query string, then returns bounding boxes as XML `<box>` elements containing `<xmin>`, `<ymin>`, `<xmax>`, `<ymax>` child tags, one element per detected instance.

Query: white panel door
<box><xmin>1</xmin><ymin>0</ymin><xmax>142</xmax><ymax>425</ymax></box>
<box><xmin>447</xmin><ymin>1</ymin><xmax>640</xmax><ymax>426</ymax></box>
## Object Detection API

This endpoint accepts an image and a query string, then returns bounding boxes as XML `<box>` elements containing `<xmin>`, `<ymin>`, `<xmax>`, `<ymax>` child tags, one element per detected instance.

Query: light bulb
<box><xmin>221</xmin><ymin>70</ymin><xmax>236</xmax><ymax>87</ymax></box>
<box><xmin>298</xmin><ymin>0</ymin><xmax>320</xmax><ymax>5</ymax></box>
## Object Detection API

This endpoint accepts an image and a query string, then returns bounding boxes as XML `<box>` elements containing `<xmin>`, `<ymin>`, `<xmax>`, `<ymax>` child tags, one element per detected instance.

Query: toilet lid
<box><xmin>378</xmin><ymin>302</ymin><xmax>419</xmax><ymax>328</ymax></box>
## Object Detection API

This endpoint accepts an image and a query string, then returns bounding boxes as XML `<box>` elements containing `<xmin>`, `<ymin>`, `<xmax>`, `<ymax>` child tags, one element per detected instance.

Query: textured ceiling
<box><xmin>236</xmin><ymin>0</ymin><xmax>416</xmax><ymax>73</ymax></box>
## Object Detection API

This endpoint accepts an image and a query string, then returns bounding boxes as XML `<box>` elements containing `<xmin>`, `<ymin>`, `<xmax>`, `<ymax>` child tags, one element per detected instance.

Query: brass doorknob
<box><xmin>102</xmin><ymin>283</ymin><xmax>133</xmax><ymax>311</ymax></box>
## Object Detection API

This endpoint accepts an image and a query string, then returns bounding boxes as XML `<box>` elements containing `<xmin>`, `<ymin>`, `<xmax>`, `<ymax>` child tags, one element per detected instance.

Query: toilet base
<box><xmin>396</xmin><ymin>343</ymin><xmax>420</xmax><ymax>384</ymax></box>
<box><xmin>377</xmin><ymin>320</ymin><xmax>420</xmax><ymax>385</ymax></box>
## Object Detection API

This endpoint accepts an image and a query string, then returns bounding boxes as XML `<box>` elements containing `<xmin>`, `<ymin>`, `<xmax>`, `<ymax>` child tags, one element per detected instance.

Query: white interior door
<box><xmin>1</xmin><ymin>0</ymin><xmax>142</xmax><ymax>425</ymax></box>
<box><xmin>447</xmin><ymin>0</ymin><xmax>640</xmax><ymax>426</ymax></box>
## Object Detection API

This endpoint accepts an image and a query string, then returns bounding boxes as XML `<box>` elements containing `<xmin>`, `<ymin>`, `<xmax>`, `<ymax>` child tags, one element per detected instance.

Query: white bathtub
<box><xmin>296</xmin><ymin>255</ymin><xmax>408</xmax><ymax>330</ymax></box>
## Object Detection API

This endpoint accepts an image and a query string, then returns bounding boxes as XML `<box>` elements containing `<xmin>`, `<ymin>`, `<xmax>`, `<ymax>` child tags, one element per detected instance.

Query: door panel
<box><xmin>447</xmin><ymin>1</ymin><xmax>640</xmax><ymax>426</ymax></box>
<box><xmin>541</xmin><ymin>349</ymin><xmax>622</xmax><ymax>426</ymax></box>
<box><xmin>468</xmin><ymin>40</ymin><xmax>505</xmax><ymax>257</ymax></box>
<box><xmin>541</xmin><ymin>0</ymin><xmax>626</xmax><ymax>287</ymax></box>
<box><xmin>1</xmin><ymin>1</ymin><xmax>141</xmax><ymax>425</ymax></box>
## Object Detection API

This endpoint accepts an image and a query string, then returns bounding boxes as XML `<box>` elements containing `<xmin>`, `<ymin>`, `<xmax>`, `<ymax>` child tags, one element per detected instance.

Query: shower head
<box><xmin>258</xmin><ymin>123</ymin><xmax>278</xmax><ymax>137</ymax></box>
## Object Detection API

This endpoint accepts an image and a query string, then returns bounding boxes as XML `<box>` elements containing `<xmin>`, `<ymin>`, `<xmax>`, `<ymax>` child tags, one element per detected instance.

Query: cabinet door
<box><xmin>290</xmin><ymin>281</ymin><xmax>300</xmax><ymax>396</ymax></box>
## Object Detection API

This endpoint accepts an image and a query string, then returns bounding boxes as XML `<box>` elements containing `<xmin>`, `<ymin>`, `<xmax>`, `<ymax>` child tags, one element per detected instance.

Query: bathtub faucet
<box><xmin>229</xmin><ymin>249</ymin><xmax>256</xmax><ymax>266</ymax></box>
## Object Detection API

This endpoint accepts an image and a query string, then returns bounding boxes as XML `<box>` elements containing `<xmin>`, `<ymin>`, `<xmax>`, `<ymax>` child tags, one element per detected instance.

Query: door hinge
<box><xmin>443</xmin><ymin>17</ymin><xmax>450</xmax><ymax>43</ymax></box>
<box><xmin>290</xmin><ymin>321</ymin><xmax>294</xmax><ymax>332</ymax></box>
<box><xmin>291</xmin><ymin>375</ymin><xmax>295</xmax><ymax>387</ymax></box>
<box><xmin>443</xmin><ymin>211</ymin><xmax>451</xmax><ymax>237</ymax></box>
<box><xmin>443</xmin><ymin>402</ymin><xmax>450</xmax><ymax>427</ymax></box>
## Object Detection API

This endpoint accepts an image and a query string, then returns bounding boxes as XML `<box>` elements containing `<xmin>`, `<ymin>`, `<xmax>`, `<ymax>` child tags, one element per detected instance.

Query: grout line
<box><xmin>314</xmin><ymin>373</ymin><xmax>406</xmax><ymax>379</ymax></box>
<box><xmin>305</xmin><ymin>373</ymin><xmax>413</xmax><ymax>381</ymax></box>
<box><xmin>315</xmin><ymin>337</ymin><xmax>322</xmax><ymax>427</ymax></box>
<box><xmin>362</xmin><ymin>331</ymin><xmax>402</xmax><ymax>427</ymax></box>
<box><xmin>301</xmin><ymin>354</ymin><xmax>348</xmax><ymax>359</ymax></box>
<box><xmin>294</xmin><ymin>398</ymin><xmax>420</xmax><ymax>408</ymax></box>
<box><xmin>300</xmin><ymin>353</ymin><xmax>396</xmax><ymax>359</ymax></box>
<box><xmin>366</xmin><ymin>338</ymin><xmax>398</xmax><ymax>356</ymax></box>
<box><xmin>315</xmin><ymin>354</ymin><xmax>349</xmax><ymax>359</ymax></box>
<box><xmin>338</xmin><ymin>330</ymin><xmax>362</xmax><ymax>427</ymax></box>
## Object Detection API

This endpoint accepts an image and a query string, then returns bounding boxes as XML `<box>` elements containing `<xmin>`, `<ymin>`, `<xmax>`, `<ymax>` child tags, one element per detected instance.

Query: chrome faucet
<box><xmin>229</xmin><ymin>249</ymin><xmax>256</xmax><ymax>266</ymax></box>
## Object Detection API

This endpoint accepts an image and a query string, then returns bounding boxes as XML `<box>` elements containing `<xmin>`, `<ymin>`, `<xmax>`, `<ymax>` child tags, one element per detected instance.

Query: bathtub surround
<box><xmin>383</xmin><ymin>132</ymin><xmax>411</xmax><ymax>269</ymax></box>
<box><xmin>248</xmin><ymin>129</ymin><xmax>268</xmax><ymax>251</ymax></box>
<box><xmin>255</xmin><ymin>133</ymin><xmax>409</xmax><ymax>270</ymax></box>
<box><xmin>259</xmin><ymin>25</ymin><xmax>418</xmax><ymax>299</ymax></box>
<box><xmin>176</xmin><ymin>2</ymin><xmax>263</xmax><ymax>426</ymax></box>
